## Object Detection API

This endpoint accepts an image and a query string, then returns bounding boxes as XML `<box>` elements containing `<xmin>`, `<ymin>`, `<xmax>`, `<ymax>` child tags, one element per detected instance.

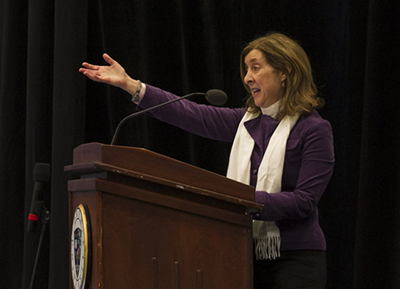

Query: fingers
<box><xmin>79</xmin><ymin>54</ymin><xmax>116</xmax><ymax>72</ymax></box>
<box><xmin>81</xmin><ymin>62</ymin><xmax>99</xmax><ymax>70</ymax></box>
<box><xmin>79</xmin><ymin>54</ymin><xmax>119</xmax><ymax>85</ymax></box>
<box><xmin>79</xmin><ymin>61</ymin><xmax>101</xmax><ymax>81</ymax></box>
<box><xmin>80</xmin><ymin>70</ymin><xmax>99</xmax><ymax>82</ymax></box>
<box><xmin>78</xmin><ymin>66</ymin><xmax>100</xmax><ymax>81</ymax></box>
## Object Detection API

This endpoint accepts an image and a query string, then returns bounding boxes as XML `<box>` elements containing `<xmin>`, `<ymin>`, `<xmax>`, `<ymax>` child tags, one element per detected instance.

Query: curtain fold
<box><xmin>0</xmin><ymin>0</ymin><xmax>28</xmax><ymax>288</ymax></box>
<box><xmin>47</xmin><ymin>1</ymin><xmax>89</xmax><ymax>288</ymax></box>
<box><xmin>21</xmin><ymin>1</ymin><xmax>55</xmax><ymax>288</ymax></box>
<box><xmin>353</xmin><ymin>0</ymin><xmax>400</xmax><ymax>287</ymax></box>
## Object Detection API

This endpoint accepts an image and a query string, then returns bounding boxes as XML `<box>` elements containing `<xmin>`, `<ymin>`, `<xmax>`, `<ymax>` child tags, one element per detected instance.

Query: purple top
<box><xmin>139</xmin><ymin>85</ymin><xmax>335</xmax><ymax>251</ymax></box>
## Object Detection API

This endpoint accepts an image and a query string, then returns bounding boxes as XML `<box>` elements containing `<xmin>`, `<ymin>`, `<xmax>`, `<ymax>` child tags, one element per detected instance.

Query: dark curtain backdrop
<box><xmin>1</xmin><ymin>0</ymin><xmax>400</xmax><ymax>288</ymax></box>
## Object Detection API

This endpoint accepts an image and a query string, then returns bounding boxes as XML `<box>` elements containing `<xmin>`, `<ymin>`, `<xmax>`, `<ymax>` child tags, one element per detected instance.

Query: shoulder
<box><xmin>291</xmin><ymin>110</ymin><xmax>333</xmax><ymax>140</ymax></box>
<box><xmin>297</xmin><ymin>110</ymin><xmax>331</xmax><ymax>130</ymax></box>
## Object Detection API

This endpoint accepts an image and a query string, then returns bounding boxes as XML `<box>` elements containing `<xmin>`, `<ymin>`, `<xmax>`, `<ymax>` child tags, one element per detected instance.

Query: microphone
<box><xmin>110</xmin><ymin>89</ymin><xmax>227</xmax><ymax>145</ymax></box>
<box><xmin>27</xmin><ymin>163</ymin><xmax>50</xmax><ymax>233</ymax></box>
<box><xmin>204</xmin><ymin>89</ymin><xmax>228</xmax><ymax>106</ymax></box>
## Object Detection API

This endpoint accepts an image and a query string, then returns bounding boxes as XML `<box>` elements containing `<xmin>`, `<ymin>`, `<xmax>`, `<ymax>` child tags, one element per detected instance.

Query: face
<box><xmin>243</xmin><ymin>49</ymin><xmax>286</xmax><ymax>108</ymax></box>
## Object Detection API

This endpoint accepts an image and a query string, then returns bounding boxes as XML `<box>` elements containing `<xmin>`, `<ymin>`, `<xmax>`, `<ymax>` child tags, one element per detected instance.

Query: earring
<box><xmin>282</xmin><ymin>81</ymin><xmax>285</xmax><ymax>88</ymax></box>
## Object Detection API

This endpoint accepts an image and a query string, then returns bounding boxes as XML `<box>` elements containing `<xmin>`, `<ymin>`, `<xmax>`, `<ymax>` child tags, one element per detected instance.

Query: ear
<box><xmin>280</xmin><ymin>65</ymin><xmax>291</xmax><ymax>82</ymax></box>
<box><xmin>280</xmin><ymin>71</ymin><xmax>287</xmax><ymax>82</ymax></box>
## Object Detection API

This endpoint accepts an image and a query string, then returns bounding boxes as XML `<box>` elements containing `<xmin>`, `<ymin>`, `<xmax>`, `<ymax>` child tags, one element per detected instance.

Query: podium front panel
<box><xmin>69</xmin><ymin>177</ymin><xmax>253</xmax><ymax>289</ymax></box>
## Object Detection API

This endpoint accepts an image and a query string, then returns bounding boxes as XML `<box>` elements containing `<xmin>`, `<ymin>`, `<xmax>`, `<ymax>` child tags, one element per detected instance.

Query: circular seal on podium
<box><xmin>71</xmin><ymin>204</ymin><xmax>91</xmax><ymax>289</ymax></box>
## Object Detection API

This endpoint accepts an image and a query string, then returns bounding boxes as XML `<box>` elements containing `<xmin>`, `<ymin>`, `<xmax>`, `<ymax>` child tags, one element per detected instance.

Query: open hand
<box><xmin>79</xmin><ymin>53</ymin><xmax>132</xmax><ymax>92</ymax></box>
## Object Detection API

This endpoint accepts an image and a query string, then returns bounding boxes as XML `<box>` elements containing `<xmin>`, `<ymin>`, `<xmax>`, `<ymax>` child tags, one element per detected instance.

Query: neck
<box><xmin>260</xmin><ymin>100</ymin><xmax>280</xmax><ymax>119</ymax></box>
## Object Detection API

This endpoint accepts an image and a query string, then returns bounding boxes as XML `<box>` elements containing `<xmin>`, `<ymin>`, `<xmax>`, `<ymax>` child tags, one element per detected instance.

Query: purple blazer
<box><xmin>139</xmin><ymin>85</ymin><xmax>335</xmax><ymax>251</ymax></box>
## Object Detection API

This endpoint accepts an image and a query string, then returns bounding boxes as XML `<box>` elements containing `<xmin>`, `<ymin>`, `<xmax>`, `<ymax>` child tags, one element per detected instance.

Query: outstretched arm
<box><xmin>79</xmin><ymin>53</ymin><xmax>139</xmax><ymax>95</ymax></box>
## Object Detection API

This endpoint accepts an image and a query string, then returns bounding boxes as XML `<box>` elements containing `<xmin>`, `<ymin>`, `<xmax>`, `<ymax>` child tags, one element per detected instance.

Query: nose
<box><xmin>244</xmin><ymin>70</ymin><xmax>253</xmax><ymax>85</ymax></box>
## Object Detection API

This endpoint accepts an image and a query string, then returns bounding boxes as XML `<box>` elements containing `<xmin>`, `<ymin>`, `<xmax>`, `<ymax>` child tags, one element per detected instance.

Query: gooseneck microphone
<box><xmin>110</xmin><ymin>89</ymin><xmax>227</xmax><ymax>145</ymax></box>
<box><xmin>27</xmin><ymin>163</ymin><xmax>51</xmax><ymax>289</ymax></box>
<box><xmin>27</xmin><ymin>163</ymin><xmax>50</xmax><ymax>233</ymax></box>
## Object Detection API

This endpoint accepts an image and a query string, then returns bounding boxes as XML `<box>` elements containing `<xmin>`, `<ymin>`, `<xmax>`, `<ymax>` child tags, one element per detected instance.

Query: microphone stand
<box><xmin>110</xmin><ymin>89</ymin><xmax>227</xmax><ymax>146</ymax></box>
<box><xmin>29</xmin><ymin>203</ymin><xmax>50</xmax><ymax>289</ymax></box>
<box><xmin>110</xmin><ymin>92</ymin><xmax>204</xmax><ymax>145</ymax></box>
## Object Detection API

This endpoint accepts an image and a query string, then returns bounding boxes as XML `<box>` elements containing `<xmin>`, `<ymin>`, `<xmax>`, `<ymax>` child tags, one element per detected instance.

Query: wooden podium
<box><xmin>65</xmin><ymin>142</ymin><xmax>262</xmax><ymax>289</ymax></box>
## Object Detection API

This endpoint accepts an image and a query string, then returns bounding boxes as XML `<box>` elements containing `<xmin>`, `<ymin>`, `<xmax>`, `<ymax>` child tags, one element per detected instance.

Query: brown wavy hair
<box><xmin>240</xmin><ymin>32</ymin><xmax>324</xmax><ymax>120</ymax></box>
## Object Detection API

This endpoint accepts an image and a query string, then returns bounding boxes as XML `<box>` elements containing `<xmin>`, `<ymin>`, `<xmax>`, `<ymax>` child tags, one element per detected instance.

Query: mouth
<box><xmin>251</xmin><ymin>88</ymin><xmax>260</xmax><ymax>97</ymax></box>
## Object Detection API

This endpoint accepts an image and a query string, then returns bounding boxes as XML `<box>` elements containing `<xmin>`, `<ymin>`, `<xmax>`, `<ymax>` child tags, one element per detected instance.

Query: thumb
<box><xmin>103</xmin><ymin>53</ymin><xmax>115</xmax><ymax>65</ymax></box>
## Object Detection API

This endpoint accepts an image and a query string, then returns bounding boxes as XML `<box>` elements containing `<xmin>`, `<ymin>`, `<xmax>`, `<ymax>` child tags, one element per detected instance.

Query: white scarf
<box><xmin>226</xmin><ymin>102</ymin><xmax>299</xmax><ymax>260</ymax></box>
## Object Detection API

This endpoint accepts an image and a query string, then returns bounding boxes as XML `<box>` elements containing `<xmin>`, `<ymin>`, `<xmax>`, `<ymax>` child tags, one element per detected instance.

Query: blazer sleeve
<box><xmin>138</xmin><ymin>84</ymin><xmax>245</xmax><ymax>142</ymax></box>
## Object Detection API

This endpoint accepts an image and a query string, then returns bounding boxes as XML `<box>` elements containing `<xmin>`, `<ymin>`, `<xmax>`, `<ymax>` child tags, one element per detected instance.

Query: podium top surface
<box><xmin>65</xmin><ymin>143</ymin><xmax>259</xmax><ymax>208</ymax></box>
